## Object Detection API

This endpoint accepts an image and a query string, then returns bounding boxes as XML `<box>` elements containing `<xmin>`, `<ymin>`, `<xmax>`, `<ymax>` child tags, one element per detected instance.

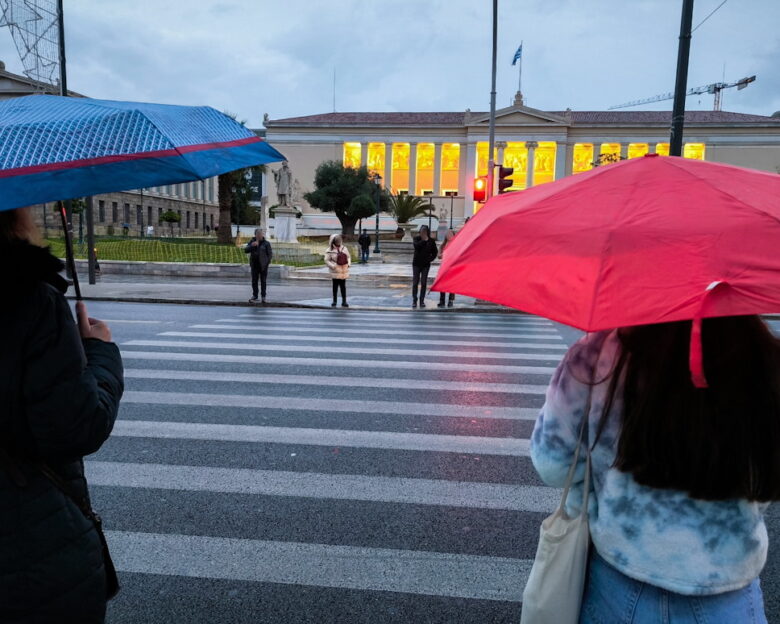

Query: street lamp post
<box><xmin>449</xmin><ymin>193</ymin><xmax>454</xmax><ymax>229</ymax></box>
<box><xmin>373</xmin><ymin>174</ymin><xmax>382</xmax><ymax>255</ymax></box>
<box><xmin>428</xmin><ymin>196</ymin><xmax>433</xmax><ymax>232</ymax></box>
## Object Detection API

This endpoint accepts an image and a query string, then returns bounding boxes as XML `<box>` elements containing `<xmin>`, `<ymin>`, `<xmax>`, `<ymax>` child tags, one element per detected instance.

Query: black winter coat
<box><xmin>244</xmin><ymin>237</ymin><xmax>273</xmax><ymax>269</ymax></box>
<box><xmin>0</xmin><ymin>241</ymin><xmax>124</xmax><ymax>623</ymax></box>
<box><xmin>412</xmin><ymin>236</ymin><xmax>438</xmax><ymax>267</ymax></box>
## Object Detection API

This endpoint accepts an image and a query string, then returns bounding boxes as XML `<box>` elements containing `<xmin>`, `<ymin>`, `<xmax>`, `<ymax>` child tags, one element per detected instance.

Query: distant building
<box><xmin>0</xmin><ymin>60</ymin><xmax>220</xmax><ymax>236</ymax></box>
<box><xmin>266</xmin><ymin>94</ymin><xmax>780</xmax><ymax>229</ymax></box>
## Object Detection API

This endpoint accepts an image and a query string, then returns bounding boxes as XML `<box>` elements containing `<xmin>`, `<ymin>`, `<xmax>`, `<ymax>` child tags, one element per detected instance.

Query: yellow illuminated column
<box><xmin>533</xmin><ymin>141</ymin><xmax>556</xmax><ymax>186</ymax></box>
<box><xmin>655</xmin><ymin>143</ymin><xmax>670</xmax><ymax>156</ymax></box>
<box><xmin>409</xmin><ymin>143</ymin><xmax>418</xmax><ymax>195</ymax></box>
<box><xmin>440</xmin><ymin>143</ymin><xmax>460</xmax><ymax>194</ymax></box>
<box><xmin>525</xmin><ymin>141</ymin><xmax>538</xmax><ymax>189</ymax></box>
<box><xmin>391</xmin><ymin>143</ymin><xmax>410</xmax><ymax>193</ymax></box>
<box><xmin>383</xmin><ymin>143</ymin><xmax>392</xmax><ymax>186</ymax></box>
<box><xmin>367</xmin><ymin>143</ymin><xmax>386</xmax><ymax>178</ymax></box>
<box><xmin>343</xmin><ymin>142</ymin><xmax>361</xmax><ymax>168</ymax></box>
<box><xmin>628</xmin><ymin>143</ymin><xmax>649</xmax><ymax>159</ymax></box>
<box><xmin>572</xmin><ymin>144</ymin><xmax>594</xmax><ymax>174</ymax></box>
<box><xmin>415</xmin><ymin>143</ymin><xmax>434</xmax><ymax>194</ymax></box>
<box><xmin>432</xmin><ymin>143</ymin><xmax>442</xmax><ymax>195</ymax></box>
<box><xmin>684</xmin><ymin>143</ymin><xmax>706</xmax><ymax>160</ymax></box>
<box><xmin>503</xmin><ymin>142</ymin><xmax>527</xmax><ymax>190</ymax></box>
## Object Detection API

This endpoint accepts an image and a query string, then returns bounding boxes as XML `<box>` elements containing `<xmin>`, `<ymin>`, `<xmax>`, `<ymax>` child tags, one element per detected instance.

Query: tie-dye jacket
<box><xmin>530</xmin><ymin>329</ymin><xmax>769</xmax><ymax>595</ymax></box>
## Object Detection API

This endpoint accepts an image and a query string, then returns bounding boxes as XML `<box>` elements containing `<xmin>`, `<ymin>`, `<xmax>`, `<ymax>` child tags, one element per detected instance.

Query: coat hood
<box><xmin>328</xmin><ymin>234</ymin><xmax>342</xmax><ymax>249</ymax></box>
<box><xmin>0</xmin><ymin>240</ymin><xmax>67</xmax><ymax>296</ymax></box>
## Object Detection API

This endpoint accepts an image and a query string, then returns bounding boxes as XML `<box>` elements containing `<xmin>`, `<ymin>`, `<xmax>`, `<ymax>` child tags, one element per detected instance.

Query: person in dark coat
<box><xmin>0</xmin><ymin>207</ymin><xmax>124</xmax><ymax>624</ymax></box>
<box><xmin>357</xmin><ymin>230</ymin><xmax>371</xmax><ymax>263</ymax></box>
<box><xmin>244</xmin><ymin>227</ymin><xmax>273</xmax><ymax>303</ymax></box>
<box><xmin>411</xmin><ymin>225</ymin><xmax>438</xmax><ymax>308</ymax></box>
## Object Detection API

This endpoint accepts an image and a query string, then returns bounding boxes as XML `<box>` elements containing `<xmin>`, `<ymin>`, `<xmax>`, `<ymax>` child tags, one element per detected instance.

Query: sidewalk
<box><xmin>69</xmin><ymin>264</ymin><xmax>511</xmax><ymax>312</ymax></box>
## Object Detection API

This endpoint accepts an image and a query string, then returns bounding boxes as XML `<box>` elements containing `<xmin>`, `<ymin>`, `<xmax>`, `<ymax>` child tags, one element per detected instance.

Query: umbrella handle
<box><xmin>689</xmin><ymin>280</ymin><xmax>727</xmax><ymax>389</ymax></box>
<box><xmin>59</xmin><ymin>201</ymin><xmax>82</xmax><ymax>300</ymax></box>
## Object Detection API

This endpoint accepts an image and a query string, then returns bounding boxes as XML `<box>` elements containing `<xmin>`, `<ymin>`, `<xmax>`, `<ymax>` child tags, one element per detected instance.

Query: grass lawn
<box><xmin>44</xmin><ymin>237</ymin><xmax>321</xmax><ymax>266</ymax></box>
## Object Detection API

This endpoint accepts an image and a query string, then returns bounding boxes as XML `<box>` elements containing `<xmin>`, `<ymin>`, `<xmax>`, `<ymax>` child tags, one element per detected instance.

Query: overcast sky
<box><xmin>0</xmin><ymin>0</ymin><xmax>777</xmax><ymax>127</ymax></box>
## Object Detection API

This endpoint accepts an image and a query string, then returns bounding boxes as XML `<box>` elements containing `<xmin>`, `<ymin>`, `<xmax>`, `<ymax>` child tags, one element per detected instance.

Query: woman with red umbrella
<box><xmin>433</xmin><ymin>155</ymin><xmax>780</xmax><ymax>621</ymax></box>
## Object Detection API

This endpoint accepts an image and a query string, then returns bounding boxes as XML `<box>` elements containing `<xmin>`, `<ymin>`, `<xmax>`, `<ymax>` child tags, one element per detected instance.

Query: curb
<box><xmin>66</xmin><ymin>295</ymin><xmax>524</xmax><ymax>313</ymax></box>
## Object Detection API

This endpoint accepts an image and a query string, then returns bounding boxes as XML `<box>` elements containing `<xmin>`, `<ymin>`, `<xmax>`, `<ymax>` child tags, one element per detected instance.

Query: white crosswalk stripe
<box><xmin>123</xmin><ymin>339</ymin><xmax>566</xmax><ymax>361</ymax></box>
<box><xmin>98</xmin><ymin>309</ymin><xmax>568</xmax><ymax>616</ymax></box>
<box><xmin>123</xmin><ymin>368</ymin><xmax>549</xmax><ymax>395</ymax></box>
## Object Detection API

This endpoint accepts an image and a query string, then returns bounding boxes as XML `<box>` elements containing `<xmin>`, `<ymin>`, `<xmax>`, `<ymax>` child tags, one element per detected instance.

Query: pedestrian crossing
<box><xmin>93</xmin><ymin>307</ymin><xmax>572</xmax><ymax>622</ymax></box>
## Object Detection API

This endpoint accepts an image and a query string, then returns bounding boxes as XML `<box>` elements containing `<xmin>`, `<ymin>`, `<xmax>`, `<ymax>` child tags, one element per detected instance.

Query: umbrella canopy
<box><xmin>0</xmin><ymin>95</ymin><xmax>286</xmax><ymax>211</ymax></box>
<box><xmin>433</xmin><ymin>154</ymin><xmax>780</xmax><ymax>386</ymax></box>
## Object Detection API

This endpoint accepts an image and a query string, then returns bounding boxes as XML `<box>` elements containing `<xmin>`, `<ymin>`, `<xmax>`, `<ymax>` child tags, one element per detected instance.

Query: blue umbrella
<box><xmin>0</xmin><ymin>94</ymin><xmax>286</xmax><ymax>211</ymax></box>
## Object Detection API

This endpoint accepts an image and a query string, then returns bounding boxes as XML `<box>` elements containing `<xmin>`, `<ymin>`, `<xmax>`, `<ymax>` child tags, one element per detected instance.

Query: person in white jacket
<box><xmin>324</xmin><ymin>234</ymin><xmax>350</xmax><ymax>307</ymax></box>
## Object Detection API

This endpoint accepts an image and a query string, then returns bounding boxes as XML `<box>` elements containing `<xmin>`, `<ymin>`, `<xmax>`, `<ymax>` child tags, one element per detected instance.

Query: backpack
<box><xmin>336</xmin><ymin>249</ymin><xmax>349</xmax><ymax>266</ymax></box>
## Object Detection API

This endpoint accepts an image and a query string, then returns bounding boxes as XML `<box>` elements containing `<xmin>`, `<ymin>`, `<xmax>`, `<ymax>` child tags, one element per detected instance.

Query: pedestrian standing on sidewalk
<box><xmin>436</xmin><ymin>229</ymin><xmax>456</xmax><ymax>308</ymax></box>
<box><xmin>358</xmin><ymin>229</ymin><xmax>371</xmax><ymax>263</ymax></box>
<box><xmin>325</xmin><ymin>233</ymin><xmax>350</xmax><ymax>307</ymax></box>
<box><xmin>244</xmin><ymin>227</ymin><xmax>273</xmax><ymax>303</ymax></box>
<box><xmin>531</xmin><ymin>319</ymin><xmax>779</xmax><ymax>622</ymax></box>
<box><xmin>0</xmin><ymin>207</ymin><xmax>124</xmax><ymax>623</ymax></box>
<box><xmin>412</xmin><ymin>224</ymin><xmax>438</xmax><ymax>308</ymax></box>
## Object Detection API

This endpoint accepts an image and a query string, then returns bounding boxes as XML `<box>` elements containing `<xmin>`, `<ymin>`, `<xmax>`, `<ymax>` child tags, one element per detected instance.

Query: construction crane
<box><xmin>609</xmin><ymin>75</ymin><xmax>756</xmax><ymax>111</ymax></box>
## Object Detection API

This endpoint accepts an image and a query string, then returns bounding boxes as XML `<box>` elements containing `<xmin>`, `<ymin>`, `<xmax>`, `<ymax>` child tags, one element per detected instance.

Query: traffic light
<box><xmin>473</xmin><ymin>176</ymin><xmax>487</xmax><ymax>202</ymax></box>
<box><xmin>497</xmin><ymin>166</ymin><xmax>514</xmax><ymax>194</ymax></box>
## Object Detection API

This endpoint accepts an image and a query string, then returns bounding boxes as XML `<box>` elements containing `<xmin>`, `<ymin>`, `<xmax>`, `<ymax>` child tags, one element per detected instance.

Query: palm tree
<box><xmin>390</xmin><ymin>194</ymin><xmax>434</xmax><ymax>224</ymax></box>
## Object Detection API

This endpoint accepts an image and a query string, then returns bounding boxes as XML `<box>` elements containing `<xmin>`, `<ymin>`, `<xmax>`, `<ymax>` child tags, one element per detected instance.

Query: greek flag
<box><xmin>512</xmin><ymin>44</ymin><xmax>523</xmax><ymax>66</ymax></box>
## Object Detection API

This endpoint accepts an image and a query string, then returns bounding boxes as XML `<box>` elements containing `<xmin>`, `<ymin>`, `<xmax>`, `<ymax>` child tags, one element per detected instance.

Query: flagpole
<box><xmin>517</xmin><ymin>41</ymin><xmax>523</xmax><ymax>94</ymax></box>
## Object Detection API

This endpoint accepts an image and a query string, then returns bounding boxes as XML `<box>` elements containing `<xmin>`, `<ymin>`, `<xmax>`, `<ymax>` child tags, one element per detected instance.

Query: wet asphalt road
<box><xmin>75</xmin><ymin>302</ymin><xmax>779</xmax><ymax>623</ymax></box>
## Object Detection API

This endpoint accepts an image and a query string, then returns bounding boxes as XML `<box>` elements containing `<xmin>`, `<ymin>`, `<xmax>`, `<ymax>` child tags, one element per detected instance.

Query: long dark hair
<box><xmin>599</xmin><ymin>316</ymin><xmax>780</xmax><ymax>502</ymax></box>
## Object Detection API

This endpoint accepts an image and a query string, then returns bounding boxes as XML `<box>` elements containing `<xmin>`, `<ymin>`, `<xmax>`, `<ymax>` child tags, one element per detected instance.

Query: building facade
<box><xmin>265</xmin><ymin>97</ymin><xmax>780</xmax><ymax>228</ymax></box>
<box><xmin>0</xmin><ymin>60</ymin><xmax>221</xmax><ymax>235</ymax></box>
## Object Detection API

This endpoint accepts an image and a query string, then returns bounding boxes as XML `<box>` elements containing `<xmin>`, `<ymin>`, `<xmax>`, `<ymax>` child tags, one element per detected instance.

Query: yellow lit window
<box><xmin>367</xmin><ymin>143</ymin><xmax>386</xmax><ymax>177</ymax></box>
<box><xmin>684</xmin><ymin>143</ymin><xmax>705</xmax><ymax>160</ymax></box>
<box><xmin>572</xmin><ymin>144</ymin><xmax>594</xmax><ymax>174</ymax></box>
<box><xmin>534</xmin><ymin>141</ymin><xmax>556</xmax><ymax>186</ymax></box>
<box><xmin>343</xmin><ymin>142</ymin><xmax>361</xmax><ymax>169</ymax></box>
<box><xmin>416</xmin><ymin>143</ymin><xmax>434</xmax><ymax>195</ymax></box>
<box><xmin>476</xmin><ymin>142</ymin><xmax>497</xmax><ymax>177</ymax></box>
<box><xmin>600</xmin><ymin>143</ymin><xmax>622</xmax><ymax>165</ymax></box>
<box><xmin>440</xmin><ymin>143</ymin><xmax>460</xmax><ymax>194</ymax></box>
<box><xmin>391</xmin><ymin>143</ymin><xmax>410</xmax><ymax>193</ymax></box>
<box><xmin>503</xmin><ymin>142</ymin><xmax>528</xmax><ymax>190</ymax></box>
<box><xmin>628</xmin><ymin>143</ymin><xmax>649</xmax><ymax>159</ymax></box>
<box><xmin>655</xmin><ymin>143</ymin><xmax>670</xmax><ymax>156</ymax></box>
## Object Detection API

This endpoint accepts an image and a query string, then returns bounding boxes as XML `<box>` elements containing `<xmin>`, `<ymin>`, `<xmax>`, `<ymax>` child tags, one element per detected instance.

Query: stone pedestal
<box><xmin>399</xmin><ymin>223</ymin><xmax>416</xmax><ymax>242</ymax></box>
<box><xmin>273</xmin><ymin>206</ymin><xmax>299</xmax><ymax>243</ymax></box>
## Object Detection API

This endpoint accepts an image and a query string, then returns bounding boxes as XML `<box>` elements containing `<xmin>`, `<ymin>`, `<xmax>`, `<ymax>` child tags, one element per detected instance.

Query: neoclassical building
<box><xmin>265</xmin><ymin>95</ymin><xmax>780</xmax><ymax>228</ymax></box>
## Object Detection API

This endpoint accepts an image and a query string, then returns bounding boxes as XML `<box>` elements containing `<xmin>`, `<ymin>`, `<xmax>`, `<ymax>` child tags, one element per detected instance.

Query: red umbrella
<box><xmin>432</xmin><ymin>154</ymin><xmax>780</xmax><ymax>387</ymax></box>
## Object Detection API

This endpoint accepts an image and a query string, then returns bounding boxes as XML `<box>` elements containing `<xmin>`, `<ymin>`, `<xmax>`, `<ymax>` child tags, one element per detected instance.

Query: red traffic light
<box><xmin>473</xmin><ymin>176</ymin><xmax>488</xmax><ymax>202</ymax></box>
<box><xmin>498</xmin><ymin>166</ymin><xmax>514</xmax><ymax>194</ymax></box>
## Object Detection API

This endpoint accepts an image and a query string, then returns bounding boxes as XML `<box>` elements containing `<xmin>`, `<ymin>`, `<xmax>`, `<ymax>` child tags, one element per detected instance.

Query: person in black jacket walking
<box><xmin>244</xmin><ymin>227</ymin><xmax>273</xmax><ymax>303</ymax></box>
<box><xmin>358</xmin><ymin>230</ymin><xmax>371</xmax><ymax>263</ymax></box>
<box><xmin>412</xmin><ymin>225</ymin><xmax>438</xmax><ymax>308</ymax></box>
<box><xmin>0</xmin><ymin>207</ymin><xmax>124</xmax><ymax>624</ymax></box>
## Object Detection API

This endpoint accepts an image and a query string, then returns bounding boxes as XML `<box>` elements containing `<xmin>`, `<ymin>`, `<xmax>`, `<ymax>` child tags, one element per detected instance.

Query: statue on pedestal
<box><xmin>273</xmin><ymin>161</ymin><xmax>293</xmax><ymax>207</ymax></box>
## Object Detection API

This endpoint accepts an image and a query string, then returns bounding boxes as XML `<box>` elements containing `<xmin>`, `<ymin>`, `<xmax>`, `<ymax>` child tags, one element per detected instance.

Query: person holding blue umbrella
<box><xmin>0</xmin><ymin>206</ymin><xmax>123</xmax><ymax>622</ymax></box>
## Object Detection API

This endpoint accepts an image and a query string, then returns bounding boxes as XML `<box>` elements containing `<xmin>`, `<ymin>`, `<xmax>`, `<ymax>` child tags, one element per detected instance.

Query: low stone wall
<box><xmin>72</xmin><ymin>259</ymin><xmax>291</xmax><ymax>279</ymax></box>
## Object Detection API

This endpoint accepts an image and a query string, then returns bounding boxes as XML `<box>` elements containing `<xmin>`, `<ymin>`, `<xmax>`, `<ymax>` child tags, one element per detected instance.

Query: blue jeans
<box><xmin>580</xmin><ymin>551</ymin><xmax>767</xmax><ymax>624</ymax></box>
<box><xmin>361</xmin><ymin>248</ymin><xmax>370</xmax><ymax>262</ymax></box>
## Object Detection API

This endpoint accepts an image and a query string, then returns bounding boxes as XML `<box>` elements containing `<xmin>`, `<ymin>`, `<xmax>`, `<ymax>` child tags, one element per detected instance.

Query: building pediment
<box><xmin>469</xmin><ymin>104</ymin><xmax>569</xmax><ymax>127</ymax></box>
